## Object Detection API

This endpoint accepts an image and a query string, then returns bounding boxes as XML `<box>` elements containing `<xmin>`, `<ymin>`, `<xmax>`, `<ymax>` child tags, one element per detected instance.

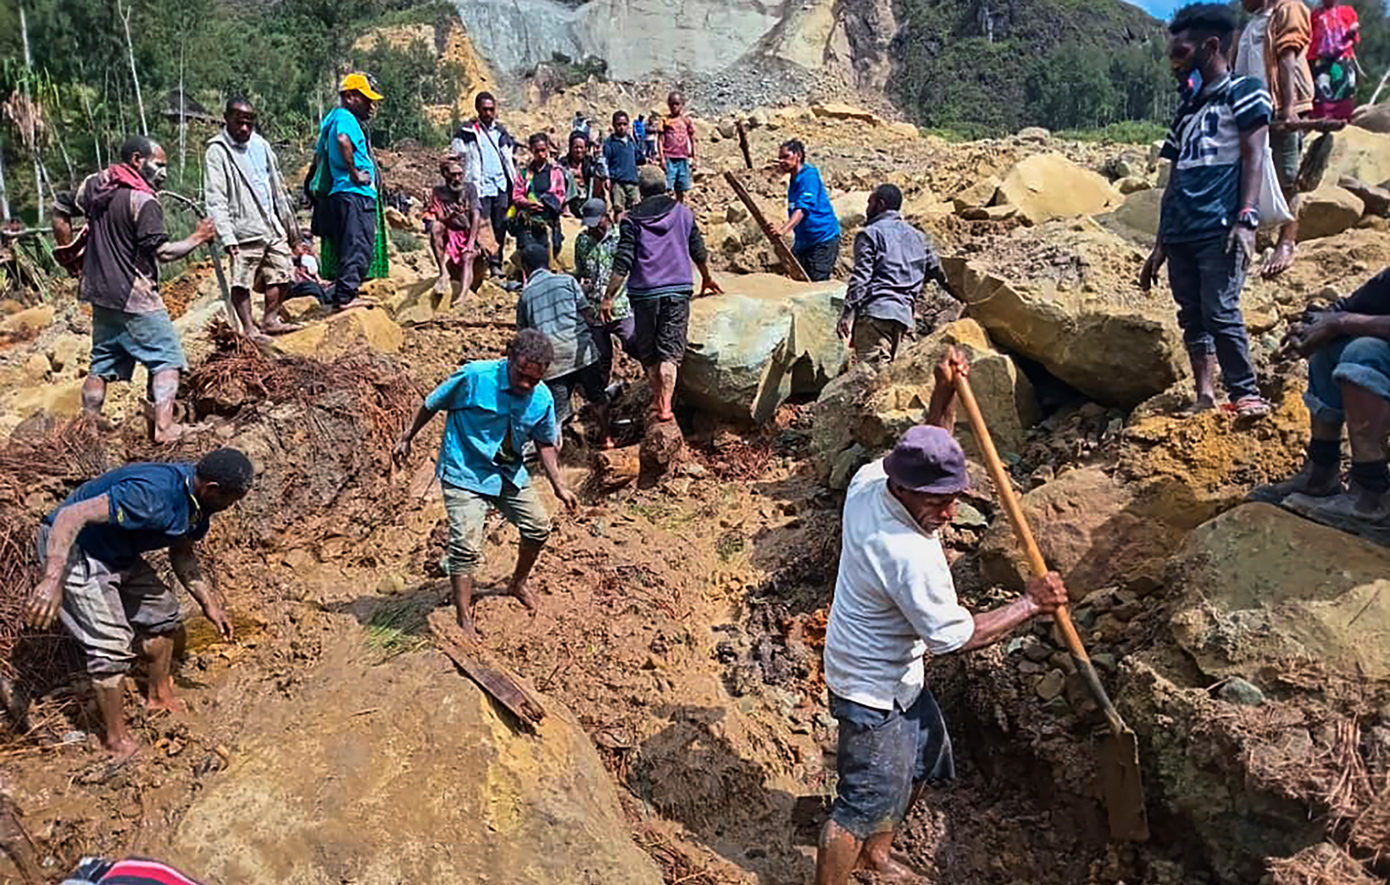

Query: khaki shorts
<box><xmin>441</xmin><ymin>480</ymin><xmax>552</xmax><ymax>576</ymax></box>
<box><xmin>229</xmin><ymin>237</ymin><xmax>294</xmax><ymax>293</ymax></box>
<box><xmin>852</xmin><ymin>316</ymin><xmax>907</xmax><ymax>365</ymax></box>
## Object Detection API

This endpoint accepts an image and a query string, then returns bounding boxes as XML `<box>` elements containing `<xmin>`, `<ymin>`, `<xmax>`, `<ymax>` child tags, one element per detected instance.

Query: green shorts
<box><xmin>1271</xmin><ymin>129</ymin><xmax>1304</xmax><ymax>191</ymax></box>
<box><xmin>441</xmin><ymin>480</ymin><xmax>551</xmax><ymax>576</ymax></box>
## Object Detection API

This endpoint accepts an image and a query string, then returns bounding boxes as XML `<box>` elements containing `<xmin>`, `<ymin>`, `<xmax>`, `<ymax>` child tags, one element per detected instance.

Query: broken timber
<box><xmin>0</xmin><ymin>795</ymin><xmax>43</xmax><ymax>885</ymax></box>
<box><xmin>735</xmin><ymin>120</ymin><xmax>753</xmax><ymax>170</ymax></box>
<box><xmin>428</xmin><ymin>609</ymin><xmax>546</xmax><ymax>731</ymax></box>
<box><xmin>723</xmin><ymin>170</ymin><xmax>810</xmax><ymax>282</ymax></box>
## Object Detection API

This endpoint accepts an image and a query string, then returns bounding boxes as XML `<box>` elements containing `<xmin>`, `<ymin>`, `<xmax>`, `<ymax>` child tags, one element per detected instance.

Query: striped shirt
<box><xmin>516</xmin><ymin>269</ymin><xmax>598</xmax><ymax>380</ymax></box>
<box><xmin>65</xmin><ymin>857</ymin><xmax>205</xmax><ymax>885</ymax></box>
<box><xmin>1159</xmin><ymin>75</ymin><xmax>1271</xmax><ymax>244</ymax></box>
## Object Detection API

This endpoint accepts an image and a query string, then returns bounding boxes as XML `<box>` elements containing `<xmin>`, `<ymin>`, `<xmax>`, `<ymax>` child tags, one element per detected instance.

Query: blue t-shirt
<box><xmin>604</xmin><ymin>135</ymin><xmax>640</xmax><ymax>184</ymax></box>
<box><xmin>1159</xmin><ymin>75</ymin><xmax>1271</xmax><ymax>244</ymax></box>
<box><xmin>787</xmin><ymin>164</ymin><xmax>841</xmax><ymax>251</ymax></box>
<box><xmin>424</xmin><ymin>359</ymin><xmax>558</xmax><ymax>495</ymax></box>
<box><xmin>319</xmin><ymin>107</ymin><xmax>377</xmax><ymax>200</ymax></box>
<box><xmin>44</xmin><ymin>463</ymin><xmax>210</xmax><ymax>568</ymax></box>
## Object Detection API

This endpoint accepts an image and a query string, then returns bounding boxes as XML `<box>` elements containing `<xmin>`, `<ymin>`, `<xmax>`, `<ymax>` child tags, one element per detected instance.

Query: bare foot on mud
<box><xmin>455</xmin><ymin>611</ymin><xmax>482</xmax><ymax>644</ymax></box>
<box><xmin>153</xmin><ymin>422</ymin><xmax>210</xmax><ymax>445</ymax></box>
<box><xmin>433</xmin><ymin>273</ymin><xmax>452</xmax><ymax>297</ymax></box>
<box><xmin>145</xmin><ymin>694</ymin><xmax>184</xmax><ymax>716</ymax></box>
<box><xmin>102</xmin><ymin>734</ymin><xmax>140</xmax><ymax>762</ymax></box>
<box><xmin>261</xmin><ymin>320</ymin><xmax>303</xmax><ymax>336</ymax></box>
<box><xmin>1261</xmin><ymin>241</ymin><xmax>1296</xmax><ymax>279</ymax></box>
<box><xmin>1179</xmin><ymin>395</ymin><xmax>1217</xmax><ymax>416</ymax></box>
<box><xmin>333</xmin><ymin>298</ymin><xmax>374</xmax><ymax>312</ymax></box>
<box><xmin>508</xmin><ymin>580</ymin><xmax>540</xmax><ymax>615</ymax></box>
<box><xmin>856</xmin><ymin>854</ymin><xmax>927</xmax><ymax>883</ymax></box>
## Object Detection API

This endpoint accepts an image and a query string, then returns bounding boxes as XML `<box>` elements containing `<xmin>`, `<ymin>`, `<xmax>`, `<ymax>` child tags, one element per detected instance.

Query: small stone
<box><xmin>589</xmin><ymin>520</ymin><xmax>607</xmax><ymax>538</ymax></box>
<box><xmin>1018</xmin><ymin>660</ymin><xmax>1045</xmax><ymax>675</ymax></box>
<box><xmin>1005</xmin><ymin>636</ymin><xmax>1026</xmax><ymax>655</ymax></box>
<box><xmin>1091</xmin><ymin>653</ymin><xmax>1118</xmax><ymax>674</ymax></box>
<box><xmin>1096</xmin><ymin>614</ymin><xmax>1127</xmax><ymax>644</ymax></box>
<box><xmin>1042</xmin><ymin>695</ymin><xmax>1071</xmax><ymax>716</ymax></box>
<box><xmin>678</xmin><ymin>461</ymin><xmax>709</xmax><ymax>479</ymax></box>
<box><xmin>1084</xmin><ymin>587</ymin><xmax>1119</xmax><ymax>613</ymax></box>
<box><xmin>815</xmin><ymin>711</ymin><xmax>836</xmax><ymax>730</ymax></box>
<box><xmin>1035</xmin><ymin>669</ymin><xmax>1066</xmax><ymax>700</ymax></box>
<box><xmin>1023</xmin><ymin>637</ymin><xmax>1053</xmax><ymax>663</ymax></box>
<box><xmin>1216</xmin><ymin>677</ymin><xmax>1264</xmax><ymax>707</ymax></box>
<box><xmin>1112</xmin><ymin>600</ymin><xmax>1144</xmax><ymax>621</ymax></box>
<box><xmin>952</xmin><ymin>501</ymin><xmax>988</xmax><ymax>530</ymax></box>
<box><xmin>1048</xmin><ymin>651</ymin><xmax>1077</xmax><ymax>675</ymax></box>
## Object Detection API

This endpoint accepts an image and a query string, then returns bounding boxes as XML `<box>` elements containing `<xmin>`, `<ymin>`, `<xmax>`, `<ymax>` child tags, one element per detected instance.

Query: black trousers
<box><xmin>480</xmin><ymin>193</ymin><xmax>510</xmax><ymax>268</ymax></box>
<box><xmin>325</xmin><ymin>192</ymin><xmax>376</xmax><ymax>306</ymax></box>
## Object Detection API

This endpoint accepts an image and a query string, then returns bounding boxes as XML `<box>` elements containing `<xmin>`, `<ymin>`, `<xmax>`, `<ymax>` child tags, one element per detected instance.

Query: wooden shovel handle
<box><xmin>954</xmin><ymin>375</ymin><xmax>1129</xmax><ymax>733</ymax></box>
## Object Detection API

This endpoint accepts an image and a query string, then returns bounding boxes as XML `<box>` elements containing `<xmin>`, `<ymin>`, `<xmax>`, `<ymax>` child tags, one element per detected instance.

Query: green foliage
<box><xmin>1056</xmin><ymin>119</ymin><xmax>1168</xmax><ymax>144</ymax></box>
<box><xmin>389</xmin><ymin>229</ymin><xmax>421</xmax><ymax>253</ymax></box>
<box><xmin>895</xmin><ymin>0</ymin><xmax>1171</xmax><ymax>136</ymax></box>
<box><xmin>0</xmin><ymin>0</ymin><xmax>468</xmax><ymax>217</ymax></box>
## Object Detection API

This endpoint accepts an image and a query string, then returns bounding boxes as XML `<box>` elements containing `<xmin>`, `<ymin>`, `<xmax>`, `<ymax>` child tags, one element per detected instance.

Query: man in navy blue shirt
<box><xmin>1141</xmin><ymin>3</ymin><xmax>1272</xmax><ymax>417</ymax></box>
<box><xmin>777</xmin><ymin>139</ymin><xmax>842</xmax><ymax>282</ymax></box>
<box><xmin>24</xmin><ymin>449</ymin><xmax>254</xmax><ymax>759</ymax></box>
<box><xmin>602</xmin><ymin>111</ymin><xmax>642</xmax><ymax>220</ymax></box>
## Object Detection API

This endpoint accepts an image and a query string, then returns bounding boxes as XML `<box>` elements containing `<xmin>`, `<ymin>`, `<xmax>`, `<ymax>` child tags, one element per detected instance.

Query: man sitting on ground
<box><xmin>817</xmin><ymin>348</ymin><xmax>1069</xmax><ymax>885</ymax></box>
<box><xmin>837</xmin><ymin>184</ymin><xmax>954</xmax><ymax>365</ymax></box>
<box><xmin>1256</xmin><ymin>268</ymin><xmax>1390</xmax><ymax>526</ymax></box>
<box><xmin>515</xmin><ymin>243</ymin><xmax>611</xmax><ymax>446</ymax></box>
<box><xmin>776</xmin><ymin>139</ymin><xmax>842</xmax><ymax>282</ymax></box>
<box><xmin>392</xmin><ymin>330</ymin><xmax>579</xmax><ymax>642</ymax></box>
<box><xmin>425</xmin><ymin>156</ymin><xmax>481</xmax><ymax>300</ymax></box>
<box><xmin>603</xmin><ymin>166</ymin><xmax>722</xmax><ymax>423</ymax></box>
<box><xmin>24</xmin><ymin>449</ymin><xmax>253</xmax><ymax>759</ymax></box>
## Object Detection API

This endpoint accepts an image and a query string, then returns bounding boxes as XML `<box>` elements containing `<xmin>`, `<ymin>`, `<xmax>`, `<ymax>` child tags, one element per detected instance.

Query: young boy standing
<box><xmin>657</xmin><ymin>92</ymin><xmax>697</xmax><ymax>203</ymax></box>
<box><xmin>1141</xmin><ymin>2</ymin><xmax>1272</xmax><ymax>417</ymax></box>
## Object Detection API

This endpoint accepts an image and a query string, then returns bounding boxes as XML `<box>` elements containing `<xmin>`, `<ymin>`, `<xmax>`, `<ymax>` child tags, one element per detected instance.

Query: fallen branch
<box><xmin>427</xmin><ymin>609</ymin><xmax>545</xmax><ymax>732</ymax></box>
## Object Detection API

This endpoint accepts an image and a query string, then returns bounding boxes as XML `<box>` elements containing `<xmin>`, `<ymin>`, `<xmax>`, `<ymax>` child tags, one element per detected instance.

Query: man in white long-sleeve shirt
<box><xmin>817</xmin><ymin>347</ymin><xmax>1070</xmax><ymax>885</ymax></box>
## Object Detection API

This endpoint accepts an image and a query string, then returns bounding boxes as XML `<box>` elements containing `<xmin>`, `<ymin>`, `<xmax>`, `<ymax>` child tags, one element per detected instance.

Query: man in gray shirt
<box><xmin>836</xmin><ymin>184</ymin><xmax>955</xmax><ymax>365</ymax></box>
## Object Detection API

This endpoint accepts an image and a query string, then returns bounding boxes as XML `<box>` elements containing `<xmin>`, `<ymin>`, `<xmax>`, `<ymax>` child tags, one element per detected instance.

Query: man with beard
<box><xmin>68</xmin><ymin>135</ymin><xmax>215</xmax><ymax>443</ymax></box>
<box><xmin>205</xmin><ymin>96</ymin><xmax>302</xmax><ymax>341</ymax></box>
<box><xmin>425</xmin><ymin>156</ymin><xmax>482</xmax><ymax>300</ymax></box>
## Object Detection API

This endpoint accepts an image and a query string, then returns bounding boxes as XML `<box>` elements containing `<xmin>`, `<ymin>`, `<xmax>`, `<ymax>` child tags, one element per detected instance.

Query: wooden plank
<box><xmin>0</xmin><ymin>795</ymin><xmax>44</xmax><ymax>885</ymax></box>
<box><xmin>428</xmin><ymin>609</ymin><xmax>546</xmax><ymax>731</ymax></box>
<box><xmin>723</xmin><ymin>170</ymin><xmax>809</xmax><ymax>282</ymax></box>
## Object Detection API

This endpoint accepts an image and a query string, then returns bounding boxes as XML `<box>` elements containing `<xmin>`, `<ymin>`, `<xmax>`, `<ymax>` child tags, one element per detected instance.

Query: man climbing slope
<box><xmin>24</xmin><ymin>449</ymin><xmax>254</xmax><ymax>759</ymax></box>
<box><xmin>393</xmin><ymin>330</ymin><xmax>579</xmax><ymax>642</ymax></box>
<box><xmin>816</xmin><ymin>348</ymin><xmax>1069</xmax><ymax>885</ymax></box>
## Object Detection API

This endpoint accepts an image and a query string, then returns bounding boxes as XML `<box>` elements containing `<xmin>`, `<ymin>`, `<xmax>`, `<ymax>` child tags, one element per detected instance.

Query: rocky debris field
<box><xmin>2</xmin><ymin>101</ymin><xmax>1390</xmax><ymax>885</ymax></box>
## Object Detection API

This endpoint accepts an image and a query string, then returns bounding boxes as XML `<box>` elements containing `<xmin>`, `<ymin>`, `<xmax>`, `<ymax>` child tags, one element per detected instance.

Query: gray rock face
<box><xmin>454</xmin><ymin>0</ymin><xmax>789</xmax><ymax>79</ymax></box>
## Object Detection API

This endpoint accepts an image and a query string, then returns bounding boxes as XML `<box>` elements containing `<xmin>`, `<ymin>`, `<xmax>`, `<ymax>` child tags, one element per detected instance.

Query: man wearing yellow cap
<box><xmin>313</xmin><ymin>73</ymin><xmax>383</xmax><ymax>310</ymax></box>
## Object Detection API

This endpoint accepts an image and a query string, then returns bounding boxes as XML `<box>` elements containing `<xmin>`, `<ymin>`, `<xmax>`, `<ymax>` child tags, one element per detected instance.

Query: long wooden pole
<box><xmin>723</xmin><ymin>170</ymin><xmax>809</xmax><ymax>282</ymax></box>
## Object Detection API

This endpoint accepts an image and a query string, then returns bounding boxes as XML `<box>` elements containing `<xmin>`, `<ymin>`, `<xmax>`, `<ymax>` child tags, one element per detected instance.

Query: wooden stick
<box><xmin>0</xmin><ymin>794</ymin><xmax>44</xmax><ymax>885</ymax></box>
<box><xmin>1368</xmin><ymin>67</ymin><xmax>1390</xmax><ymax>107</ymax></box>
<box><xmin>723</xmin><ymin>170</ymin><xmax>809</xmax><ymax>282</ymax></box>
<box><xmin>428</xmin><ymin>610</ymin><xmax>546</xmax><ymax>731</ymax></box>
<box><xmin>735</xmin><ymin>120</ymin><xmax>752</xmax><ymax>170</ymax></box>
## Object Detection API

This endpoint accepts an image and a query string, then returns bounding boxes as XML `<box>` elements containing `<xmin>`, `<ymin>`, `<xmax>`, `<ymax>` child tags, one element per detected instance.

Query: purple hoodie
<box><xmin>613</xmin><ymin>195</ymin><xmax>708</xmax><ymax>300</ymax></box>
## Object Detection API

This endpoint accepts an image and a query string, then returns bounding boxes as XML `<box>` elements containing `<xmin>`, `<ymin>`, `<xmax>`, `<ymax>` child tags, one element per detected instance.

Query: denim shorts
<box><xmin>90</xmin><ymin>306</ymin><xmax>187</xmax><ymax>382</ymax></box>
<box><xmin>1305</xmin><ymin>335</ymin><xmax>1390</xmax><ymax>424</ymax></box>
<box><xmin>829</xmin><ymin>689</ymin><xmax>955</xmax><ymax>840</ymax></box>
<box><xmin>665</xmin><ymin>158</ymin><xmax>692</xmax><ymax>193</ymax></box>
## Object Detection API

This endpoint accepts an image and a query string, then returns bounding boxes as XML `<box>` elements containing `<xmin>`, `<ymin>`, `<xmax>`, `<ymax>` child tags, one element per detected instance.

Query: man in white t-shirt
<box><xmin>816</xmin><ymin>348</ymin><xmax>1070</xmax><ymax>885</ymax></box>
<box><xmin>1234</xmin><ymin>0</ymin><xmax>1271</xmax><ymax>82</ymax></box>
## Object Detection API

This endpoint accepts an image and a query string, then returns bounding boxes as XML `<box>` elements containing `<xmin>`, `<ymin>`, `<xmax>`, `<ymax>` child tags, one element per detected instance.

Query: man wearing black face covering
<box><xmin>71</xmin><ymin>134</ymin><xmax>216</xmax><ymax>443</ymax></box>
<box><xmin>1140</xmin><ymin>3</ymin><xmax>1272</xmax><ymax>419</ymax></box>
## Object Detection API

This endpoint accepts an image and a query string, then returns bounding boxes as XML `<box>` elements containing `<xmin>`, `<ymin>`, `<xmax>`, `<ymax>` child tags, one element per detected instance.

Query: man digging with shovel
<box><xmin>817</xmin><ymin>347</ymin><xmax>1070</xmax><ymax>885</ymax></box>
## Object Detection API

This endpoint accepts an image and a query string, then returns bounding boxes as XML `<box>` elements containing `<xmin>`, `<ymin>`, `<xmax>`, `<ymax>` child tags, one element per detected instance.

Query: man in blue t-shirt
<box><xmin>776</xmin><ymin>139</ymin><xmax>842</xmax><ymax>282</ymax></box>
<box><xmin>1141</xmin><ymin>3</ymin><xmax>1271</xmax><ymax>417</ymax></box>
<box><xmin>315</xmin><ymin>72</ymin><xmax>382</xmax><ymax>310</ymax></box>
<box><xmin>24</xmin><ymin>449</ymin><xmax>254</xmax><ymax>759</ymax></box>
<box><xmin>393</xmin><ymin>329</ymin><xmax>578</xmax><ymax>642</ymax></box>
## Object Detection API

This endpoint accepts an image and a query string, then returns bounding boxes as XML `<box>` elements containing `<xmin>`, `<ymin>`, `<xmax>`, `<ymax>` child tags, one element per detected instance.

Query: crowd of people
<box><xmin>20</xmin><ymin>6</ymin><xmax>1389</xmax><ymax>880</ymax></box>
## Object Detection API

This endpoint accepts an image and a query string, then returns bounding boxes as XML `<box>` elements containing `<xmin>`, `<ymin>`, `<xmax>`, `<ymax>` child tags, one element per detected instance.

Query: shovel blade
<box><xmin>1098</xmin><ymin>729</ymin><xmax>1149</xmax><ymax>842</ymax></box>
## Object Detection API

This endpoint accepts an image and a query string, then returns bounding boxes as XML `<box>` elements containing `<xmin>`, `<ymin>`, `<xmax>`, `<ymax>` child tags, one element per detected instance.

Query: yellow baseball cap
<box><xmin>340</xmin><ymin>72</ymin><xmax>384</xmax><ymax>101</ymax></box>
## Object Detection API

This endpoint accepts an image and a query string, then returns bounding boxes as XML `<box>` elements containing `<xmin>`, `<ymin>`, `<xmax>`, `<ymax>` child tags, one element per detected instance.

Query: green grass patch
<box><xmin>364</xmin><ymin>595</ymin><xmax>433</xmax><ymax>658</ymax></box>
<box><xmin>1056</xmin><ymin>120</ymin><xmax>1167</xmax><ymax>145</ymax></box>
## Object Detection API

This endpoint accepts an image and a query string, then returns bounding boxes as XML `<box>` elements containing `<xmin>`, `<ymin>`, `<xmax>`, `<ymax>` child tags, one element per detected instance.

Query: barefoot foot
<box><xmin>508</xmin><ymin>580</ymin><xmax>540</xmax><ymax>615</ymax></box>
<box><xmin>1262</xmin><ymin>241</ymin><xmax>1297</xmax><ymax>279</ymax></box>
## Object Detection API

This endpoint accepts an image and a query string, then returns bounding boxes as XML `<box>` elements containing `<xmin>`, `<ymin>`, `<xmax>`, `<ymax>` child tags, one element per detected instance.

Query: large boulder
<box><xmin>0</xmin><ymin>304</ymin><xmax>55</xmax><ymax>338</ymax></box>
<box><xmin>810</xmin><ymin>102</ymin><xmax>881</xmax><ymax>125</ymax></box>
<box><xmin>1321</xmin><ymin>126</ymin><xmax>1390</xmax><ymax>187</ymax></box>
<box><xmin>1098</xmin><ymin>188</ymin><xmax>1163</xmax><ymax>242</ymax></box>
<box><xmin>943</xmin><ymin>227</ymin><xmax>1184</xmax><ymax>408</ymax></box>
<box><xmin>158</xmin><ymin>649</ymin><xmax>662</xmax><ymax>884</ymax></box>
<box><xmin>992</xmin><ymin>154</ymin><xmax>1121</xmax><ymax>225</ymax></box>
<box><xmin>832</xmin><ymin>191</ymin><xmax>872</xmax><ymax>230</ymax></box>
<box><xmin>976</xmin><ymin>466</ymin><xmax>1188</xmax><ymax>598</ymax></box>
<box><xmin>811</xmin><ymin>319</ymin><xmax>1037</xmax><ymax>480</ymax></box>
<box><xmin>679</xmin><ymin>275</ymin><xmax>847</xmax><ymax>423</ymax></box>
<box><xmin>1168</xmin><ymin>503</ymin><xmax>1390</xmax><ymax>684</ymax></box>
<box><xmin>275</xmin><ymin>307</ymin><xmax>404</xmax><ymax>359</ymax></box>
<box><xmin>1296</xmin><ymin>185</ymin><xmax>1365</xmax><ymax>241</ymax></box>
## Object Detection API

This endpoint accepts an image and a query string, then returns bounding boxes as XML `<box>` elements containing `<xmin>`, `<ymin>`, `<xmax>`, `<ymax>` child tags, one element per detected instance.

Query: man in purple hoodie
<box><xmin>600</xmin><ymin>166</ymin><xmax>722</xmax><ymax>422</ymax></box>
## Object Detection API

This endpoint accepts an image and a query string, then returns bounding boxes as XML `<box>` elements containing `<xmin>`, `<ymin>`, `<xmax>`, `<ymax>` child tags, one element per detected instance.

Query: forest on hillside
<box><xmin>0</xmin><ymin>0</ymin><xmax>468</xmax><ymax>223</ymax></box>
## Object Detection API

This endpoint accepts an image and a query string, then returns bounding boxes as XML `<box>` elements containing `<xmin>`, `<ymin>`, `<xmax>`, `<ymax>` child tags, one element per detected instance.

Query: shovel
<box><xmin>954</xmin><ymin>374</ymin><xmax>1150</xmax><ymax>842</ymax></box>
